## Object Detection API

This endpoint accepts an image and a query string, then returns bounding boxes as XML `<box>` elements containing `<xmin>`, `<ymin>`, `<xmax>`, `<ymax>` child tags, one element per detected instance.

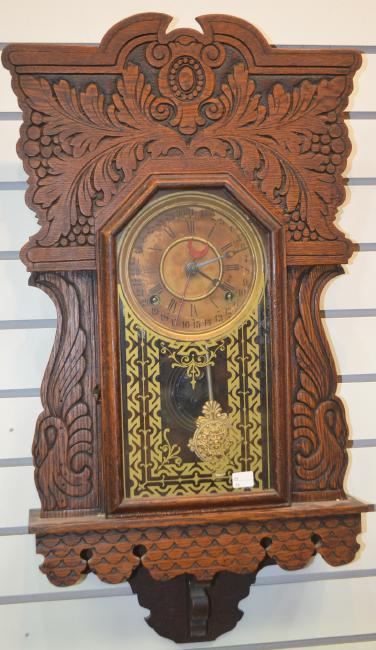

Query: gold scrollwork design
<box><xmin>159</xmin><ymin>342</ymin><xmax>224</xmax><ymax>389</ymax></box>
<box><xmin>119</xmin><ymin>280</ymin><xmax>268</xmax><ymax>499</ymax></box>
<box><xmin>159</xmin><ymin>429</ymin><xmax>183</xmax><ymax>471</ymax></box>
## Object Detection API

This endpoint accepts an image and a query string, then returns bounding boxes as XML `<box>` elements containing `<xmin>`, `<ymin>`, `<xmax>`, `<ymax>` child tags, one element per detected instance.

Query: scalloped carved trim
<box><xmin>35</xmin><ymin>514</ymin><xmax>360</xmax><ymax>586</ymax></box>
<box><xmin>290</xmin><ymin>266</ymin><xmax>349</xmax><ymax>499</ymax></box>
<box><xmin>30</xmin><ymin>271</ymin><xmax>99</xmax><ymax>512</ymax></box>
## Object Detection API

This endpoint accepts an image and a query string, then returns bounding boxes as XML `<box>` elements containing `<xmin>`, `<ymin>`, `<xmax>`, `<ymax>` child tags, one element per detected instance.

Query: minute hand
<box><xmin>195</xmin><ymin>253</ymin><xmax>228</xmax><ymax>269</ymax></box>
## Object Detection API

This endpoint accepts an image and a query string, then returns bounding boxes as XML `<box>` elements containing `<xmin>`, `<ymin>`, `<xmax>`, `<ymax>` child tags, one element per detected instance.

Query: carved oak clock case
<box><xmin>2</xmin><ymin>13</ymin><xmax>370</xmax><ymax>643</ymax></box>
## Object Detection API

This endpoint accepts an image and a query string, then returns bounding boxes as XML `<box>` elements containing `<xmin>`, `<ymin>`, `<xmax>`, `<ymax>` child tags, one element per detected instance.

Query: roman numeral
<box><xmin>221</xmin><ymin>241</ymin><xmax>233</xmax><ymax>253</ymax></box>
<box><xmin>185</xmin><ymin>217</ymin><xmax>195</xmax><ymax>235</ymax></box>
<box><xmin>207</xmin><ymin>221</ymin><xmax>217</xmax><ymax>238</ymax></box>
<box><xmin>167</xmin><ymin>298</ymin><xmax>177</xmax><ymax>313</ymax></box>
<box><xmin>163</xmin><ymin>224</ymin><xmax>176</xmax><ymax>239</ymax></box>
<box><xmin>232</xmin><ymin>246</ymin><xmax>248</xmax><ymax>255</ymax></box>
<box><xmin>224</xmin><ymin>264</ymin><xmax>240</xmax><ymax>272</ymax></box>
<box><xmin>129</xmin><ymin>260</ymin><xmax>141</xmax><ymax>274</ymax></box>
<box><xmin>190</xmin><ymin>304</ymin><xmax>198</xmax><ymax>317</ymax></box>
<box><xmin>221</xmin><ymin>281</ymin><xmax>235</xmax><ymax>293</ymax></box>
<box><xmin>149</xmin><ymin>282</ymin><xmax>163</xmax><ymax>295</ymax></box>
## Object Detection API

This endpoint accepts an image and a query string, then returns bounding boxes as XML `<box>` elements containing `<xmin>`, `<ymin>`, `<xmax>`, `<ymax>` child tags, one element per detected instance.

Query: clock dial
<box><xmin>118</xmin><ymin>192</ymin><xmax>264</xmax><ymax>341</ymax></box>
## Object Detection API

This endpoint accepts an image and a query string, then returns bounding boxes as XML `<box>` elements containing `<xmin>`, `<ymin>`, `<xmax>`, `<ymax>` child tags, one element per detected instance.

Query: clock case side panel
<box><xmin>289</xmin><ymin>265</ymin><xmax>350</xmax><ymax>501</ymax></box>
<box><xmin>97</xmin><ymin>179</ymin><xmax>291</xmax><ymax>516</ymax></box>
<box><xmin>29</xmin><ymin>271</ymin><xmax>102</xmax><ymax>515</ymax></box>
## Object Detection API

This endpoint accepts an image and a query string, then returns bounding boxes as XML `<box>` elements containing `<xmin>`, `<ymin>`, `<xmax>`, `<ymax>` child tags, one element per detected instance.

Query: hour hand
<box><xmin>195</xmin><ymin>267</ymin><xmax>219</xmax><ymax>284</ymax></box>
<box><xmin>195</xmin><ymin>268</ymin><xmax>234</xmax><ymax>296</ymax></box>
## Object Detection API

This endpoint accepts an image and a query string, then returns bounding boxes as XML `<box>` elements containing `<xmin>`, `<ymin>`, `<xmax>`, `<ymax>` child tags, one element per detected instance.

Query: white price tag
<box><xmin>232</xmin><ymin>470</ymin><xmax>254</xmax><ymax>489</ymax></box>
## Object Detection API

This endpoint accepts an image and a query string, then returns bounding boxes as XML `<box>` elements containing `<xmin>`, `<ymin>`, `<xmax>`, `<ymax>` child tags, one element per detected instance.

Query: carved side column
<box><xmin>289</xmin><ymin>265</ymin><xmax>349</xmax><ymax>500</ymax></box>
<box><xmin>30</xmin><ymin>271</ymin><xmax>100</xmax><ymax>514</ymax></box>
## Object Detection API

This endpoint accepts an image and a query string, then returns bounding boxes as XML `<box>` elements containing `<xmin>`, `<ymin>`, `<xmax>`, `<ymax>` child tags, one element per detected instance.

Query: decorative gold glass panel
<box><xmin>117</xmin><ymin>191</ymin><xmax>272</xmax><ymax>499</ymax></box>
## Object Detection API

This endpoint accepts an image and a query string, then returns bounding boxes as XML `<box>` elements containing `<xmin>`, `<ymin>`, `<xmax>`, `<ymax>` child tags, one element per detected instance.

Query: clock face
<box><xmin>116</xmin><ymin>190</ymin><xmax>272</xmax><ymax>501</ymax></box>
<box><xmin>118</xmin><ymin>192</ymin><xmax>264</xmax><ymax>341</ymax></box>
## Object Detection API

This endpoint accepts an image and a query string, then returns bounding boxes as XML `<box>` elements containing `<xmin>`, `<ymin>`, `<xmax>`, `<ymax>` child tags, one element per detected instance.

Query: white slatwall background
<box><xmin>0</xmin><ymin>1</ymin><xmax>375</xmax><ymax>649</ymax></box>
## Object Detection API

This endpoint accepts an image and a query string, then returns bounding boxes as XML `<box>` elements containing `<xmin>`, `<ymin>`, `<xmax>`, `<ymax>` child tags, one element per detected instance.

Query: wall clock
<box><xmin>2</xmin><ymin>12</ymin><xmax>371</xmax><ymax>643</ymax></box>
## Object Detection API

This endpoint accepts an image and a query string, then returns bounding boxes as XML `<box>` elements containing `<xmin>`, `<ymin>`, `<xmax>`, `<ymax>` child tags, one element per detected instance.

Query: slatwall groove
<box><xmin>4</xmin><ymin>110</ymin><xmax>376</xmax><ymax>120</ymax></box>
<box><xmin>0</xmin><ymin>588</ymin><xmax>133</xmax><ymax>605</ymax></box>
<box><xmin>1</xmin><ymin>312</ymin><xmax>376</xmax><ymax>333</ymax></box>
<box><xmin>0</xmin><ymin>568</ymin><xmax>376</xmax><ymax>607</ymax></box>
<box><xmin>0</xmin><ymin>457</ymin><xmax>32</xmax><ymax>467</ymax></box>
<box><xmin>0</xmin><ymin>527</ymin><xmax>28</xmax><ymax>536</ymax></box>
<box><xmin>1</xmin><ymin>117</ymin><xmax>376</xmax><ymax>179</ymax></box>
<box><xmin>0</xmin><ymin>373</ymin><xmax>375</xmax><ymax>399</ymax></box>
<box><xmin>0</xmin><ymin>377</ymin><xmax>374</xmax><ymax>400</ymax></box>
<box><xmin>2</xmin><ymin>439</ymin><xmax>375</xmax><ymax>464</ymax></box>
<box><xmin>359</xmin><ymin>243</ymin><xmax>376</xmax><ymax>251</ymax></box>
<box><xmin>346</xmin><ymin>178</ymin><xmax>376</xmax><ymax>185</ymax></box>
<box><xmin>0</xmin><ymin>251</ymin><xmax>19</xmax><ymax>259</ymax></box>
<box><xmin>0</xmin><ymin>388</ymin><xmax>40</xmax><ymax>398</ymax></box>
<box><xmin>339</xmin><ymin>374</ymin><xmax>376</xmax><ymax>382</ymax></box>
<box><xmin>2</xmin><ymin>43</ymin><xmax>376</xmax><ymax>52</ymax></box>
<box><xmin>0</xmin><ymin>319</ymin><xmax>57</xmax><ymax>330</ymax></box>
<box><xmin>345</xmin><ymin>112</ymin><xmax>376</xmax><ymax>119</ymax></box>
<box><xmin>0</xmin><ymin>182</ymin><xmax>27</xmax><ymax>190</ymax></box>
<box><xmin>1</xmin><ymin>179</ymin><xmax>376</xmax><ymax>192</ymax></box>
<box><xmin>276</xmin><ymin>45</ymin><xmax>376</xmax><ymax>52</ymax></box>
<box><xmin>198</xmin><ymin>634</ymin><xmax>376</xmax><ymax>650</ymax></box>
<box><xmin>0</xmin><ymin>112</ymin><xmax>22</xmax><ymax>120</ymax></box>
<box><xmin>348</xmin><ymin>439</ymin><xmax>376</xmax><ymax>448</ymax></box>
<box><xmin>321</xmin><ymin>309</ymin><xmax>376</xmax><ymax>317</ymax></box>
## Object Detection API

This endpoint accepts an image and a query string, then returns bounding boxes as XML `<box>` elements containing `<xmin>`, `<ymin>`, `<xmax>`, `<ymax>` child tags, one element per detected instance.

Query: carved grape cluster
<box><xmin>58</xmin><ymin>218</ymin><xmax>95</xmax><ymax>247</ymax></box>
<box><xmin>24</xmin><ymin>110</ymin><xmax>96</xmax><ymax>247</ymax></box>
<box><xmin>287</xmin><ymin>211</ymin><xmax>319</xmax><ymax>242</ymax></box>
<box><xmin>286</xmin><ymin>114</ymin><xmax>345</xmax><ymax>242</ymax></box>
<box><xmin>310</xmin><ymin>120</ymin><xmax>345</xmax><ymax>172</ymax></box>
<box><xmin>24</xmin><ymin>111</ymin><xmax>60</xmax><ymax>180</ymax></box>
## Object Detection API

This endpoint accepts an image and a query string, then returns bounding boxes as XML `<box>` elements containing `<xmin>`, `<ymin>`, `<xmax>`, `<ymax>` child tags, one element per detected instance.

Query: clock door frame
<box><xmin>97</xmin><ymin>174</ymin><xmax>291</xmax><ymax>515</ymax></box>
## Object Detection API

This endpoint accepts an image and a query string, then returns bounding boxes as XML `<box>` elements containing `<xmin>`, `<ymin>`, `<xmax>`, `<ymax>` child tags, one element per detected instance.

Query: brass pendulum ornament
<box><xmin>188</xmin><ymin>352</ymin><xmax>239</xmax><ymax>478</ymax></box>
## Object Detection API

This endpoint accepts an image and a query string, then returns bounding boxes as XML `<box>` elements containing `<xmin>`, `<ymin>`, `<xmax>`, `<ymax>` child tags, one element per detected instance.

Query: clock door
<box><xmin>100</xmin><ymin>186</ymin><xmax>289</xmax><ymax>513</ymax></box>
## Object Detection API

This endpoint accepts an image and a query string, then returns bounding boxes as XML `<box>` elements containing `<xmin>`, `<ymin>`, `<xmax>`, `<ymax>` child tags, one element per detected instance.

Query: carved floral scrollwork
<box><xmin>292</xmin><ymin>266</ymin><xmax>349</xmax><ymax>497</ymax></box>
<box><xmin>193</xmin><ymin>65</ymin><xmax>349</xmax><ymax>241</ymax></box>
<box><xmin>30</xmin><ymin>273</ymin><xmax>95</xmax><ymax>510</ymax></box>
<box><xmin>18</xmin><ymin>54</ymin><xmax>351</xmax><ymax>252</ymax></box>
<box><xmin>20</xmin><ymin>64</ymin><xmax>182</xmax><ymax>249</ymax></box>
